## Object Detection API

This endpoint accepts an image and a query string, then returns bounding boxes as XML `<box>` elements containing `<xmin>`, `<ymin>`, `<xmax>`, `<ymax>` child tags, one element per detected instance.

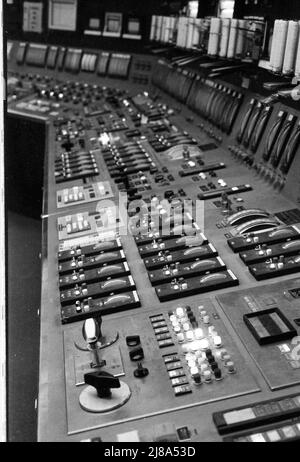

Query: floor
<box><xmin>7</xmin><ymin>211</ymin><xmax>41</xmax><ymax>442</ymax></box>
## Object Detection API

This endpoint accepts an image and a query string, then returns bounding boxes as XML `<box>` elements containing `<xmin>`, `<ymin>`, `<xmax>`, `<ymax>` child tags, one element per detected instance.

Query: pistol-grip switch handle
<box><xmin>84</xmin><ymin>371</ymin><xmax>120</xmax><ymax>399</ymax></box>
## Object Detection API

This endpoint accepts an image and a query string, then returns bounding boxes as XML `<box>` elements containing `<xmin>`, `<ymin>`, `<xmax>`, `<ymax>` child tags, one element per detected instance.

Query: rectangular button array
<box><xmin>57</xmin><ymin>235</ymin><xmax>139</xmax><ymax>323</ymax></box>
<box><xmin>150</xmin><ymin>315</ymin><xmax>174</xmax><ymax>349</ymax></box>
<box><xmin>133</xmin><ymin>201</ymin><xmax>238</xmax><ymax>302</ymax></box>
<box><xmin>224</xmin><ymin>419</ymin><xmax>300</xmax><ymax>442</ymax></box>
<box><xmin>214</xmin><ymin>394</ymin><xmax>300</xmax><ymax>435</ymax></box>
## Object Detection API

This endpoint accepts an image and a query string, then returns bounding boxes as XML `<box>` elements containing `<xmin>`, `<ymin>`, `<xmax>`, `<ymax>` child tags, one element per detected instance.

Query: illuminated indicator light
<box><xmin>200</xmin><ymin>364</ymin><xmax>209</xmax><ymax>373</ymax></box>
<box><xmin>250</xmin><ymin>434</ymin><xmax>266</xmax><ymax>443</ymax></box>
<box><xmin>186</xmin><ymin>331</ymin><xmax>194</xmax><ymax>342</ymax></box>
<box><xmin>203</xmin><ymin>370</ymin><xmax>212</xmax><ymax>383</ymax></box>
<box><xmin>267</xmin><ymin>431</ymin><xmax>281</xmax><ymax>442</ymax></box>
<box><xmin>224</xmin><ymin>408</ymin><xmax>256</xmax><ymax>425</ymax></box>
<box><xmin>282</xmin><ymin>426</ymin><xmax>297</xmax><ymax>439</ymax></box>
<box><xmin>183</xmin><ymin>323</ymin><xmax>190</xmax><ymax>332</ymax></box>
<box><xmin>199</xmin><ymin>338</ymin><xmax>210</xmax><ymax>350</ymax></box>
<box><xmin>197</xmin><ymin>357</ymin><xmax>206</xmax><ymax>366</ymax></box>
<box><xmin>190</xmin><ymin>366</ymin><xmax>199</xmax><ymax>376</ymax></box>
<box><xmin>203</xmin><ymin>316</ymin><xmax>210</xmax><ymax>325</ymax></box>
<box><xmin>214</xmin><ymin>336</ymin><xmax>222</xmax><ymax>348</ymax></box>
<box><xmin>185</xmin><ymin>353</ymin><xmax>195</xmax><ymax>362</ymax></box>
<box><xmin>177</xmin><ymin>333</ymin><xmax>185</xmax><ymax>343</ymax></box>
<box><xmin>195</xmin><ymin>328</ymin><xmax>204</xmax><ymax>339</ymax></box>
<box><xmin>188</xmin><ymin>359</ymin><xmax>196</xmax><ymax>369</ymax></box>
<box><xmin>176</xmin><ymin>307</ymin><xmax>185</xmax><ymax>317</ymax></box>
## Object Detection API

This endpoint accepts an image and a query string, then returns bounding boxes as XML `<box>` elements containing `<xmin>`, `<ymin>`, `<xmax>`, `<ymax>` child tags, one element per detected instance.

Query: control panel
<box><xmin>7</xmin><ymin>39</ymin><xmax>300</xmax><ymax>442</ymax></box>
<box><xmin>63</xmin><ymin>300</ymin><xmax>260</xmax><ymax>435</ymax></box>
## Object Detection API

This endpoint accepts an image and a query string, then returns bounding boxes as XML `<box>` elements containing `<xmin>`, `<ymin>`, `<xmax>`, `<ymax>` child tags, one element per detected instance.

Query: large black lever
<box><xmin>84</xmin><ymin>371</ymin><xmax>120</xmax><ymax>398</ymax></box>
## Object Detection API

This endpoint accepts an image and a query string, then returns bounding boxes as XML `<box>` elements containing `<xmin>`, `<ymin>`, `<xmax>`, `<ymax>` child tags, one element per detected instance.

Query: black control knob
<box><xmin>84</xmin><ymin>371</ymin><xmax>120</xmax><ymax>398</ymax></box>
<box><xmin>210</xmin><ymin>361</ymin><xmax>219</xmax><ymax>371</ymax></box>
<box><xmin>164</xmin><ymin>190</ymin><xmax>174</xmax><ymax>200</ymax></box>
<box><xmin>207</xmin><ymin>355</ymin><xmax>216</xmax><ymax>364</ymax></box>
<box><xmin>193</xmin><ymin>373</ymin><xmax>202</xmax><ymax>385</ymax></box>
<box><xmin>134</xmin><ymin>363</ymin><xmax>149</xmax><ymax>379</ymax></box>
<box><xmin>61</xmin><ymin>136</ymin><xmax>74</xmax><ymax>151</ymax></box>
<box><xmin>214</xmin><ymin>368</ymin><xmax>222</xmax><ymax>380</ymax></box>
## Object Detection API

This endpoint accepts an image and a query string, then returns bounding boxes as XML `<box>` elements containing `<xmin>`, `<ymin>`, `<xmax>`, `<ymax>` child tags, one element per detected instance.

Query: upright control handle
<box><xmin>82</xmin><ymin>318</ymin><xmax>103</xmax><ymax>367</ymax></box>
<box><xmin>82</xmin><ymin>317</ymin><xmax>102</xmax><ymax>347</ymax></box>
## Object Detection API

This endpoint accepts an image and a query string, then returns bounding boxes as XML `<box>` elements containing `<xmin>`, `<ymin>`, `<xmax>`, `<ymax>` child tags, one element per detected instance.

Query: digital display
<box><xmin>108</xmin><ymin>19</ymin><xmax>120</xmax><ymax>33</ymax></box>
<box><xmin>89</xmin><ymin>18</ymin><xmax>100</xmax><ymax>30</ymax></box>
<box><xmin>104</xmin><ymin>12</ymin><xmax>122</xmax><ymax>36</ymax></box>
<box><xmin>48</xmin><ymin>0</ymin><xmax>77</xmax><ymax>31</ymax></box>
<box><xmin>244</xmin><ymin>308</ymin><xmax>297</xmax><ymax>345</ymax></box>
<box><xmin>128</xmin><ymin>19</ymin><xmax>140</xmax><ymax>34</ymax></box>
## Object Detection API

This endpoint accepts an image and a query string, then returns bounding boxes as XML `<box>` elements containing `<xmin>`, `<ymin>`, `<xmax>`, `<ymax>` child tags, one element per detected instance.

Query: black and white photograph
<box><xmin>2</xmin><ymin>0</ymin><xmax>300</xmax><ymax>446</ymax></box>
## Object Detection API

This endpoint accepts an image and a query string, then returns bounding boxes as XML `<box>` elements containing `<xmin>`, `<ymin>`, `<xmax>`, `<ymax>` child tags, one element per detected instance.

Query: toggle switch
<box><xmin>192</xmin><ymin>372</ymin><xmax>202</xmax><ymax>385</ymax></box>
<box><xmin>203</xmin><ymin>370</ymin><xmax>212</xmax><ymax>383</ymax></box>
<box><xmin>210</xmin><ymin>361</ymin><xmax>219</xmax><ymax>371</ymax></box>
<box><xmin>134</xmin><ymin>362</ymin><xmax>149</xmax><ymax>379</ymax></box>
<box><xmin>206</xmin><ymin>349</ymin><xmax>213</xmax><ymax>358</ymax></box>
<box><xmin>226</xmin><ymin>361</ymin><xmax>236</xmax><ymax>373</ymax></box>
<box><xmin>214</xmin><ymin>368</ymin><xmax>222</xmax><ymax>380</ymax></box>
<box><xmin>207</xmin><ymin>354</ymin><xmax>216</xmax><ymax>364</ymax></box>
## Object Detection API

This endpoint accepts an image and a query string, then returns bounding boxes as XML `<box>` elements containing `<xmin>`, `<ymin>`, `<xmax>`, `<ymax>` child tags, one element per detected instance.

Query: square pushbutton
<box><xmin>174</xmin><ymin>385</ymin><xmax>192</xmax><ymax>397</ymax></box>
<box><xmin>250</xmin><ymin>433</ymin><xmax>266</xmax><ymax>442</ymax></box>
<box><xmin>282</xmin><ymin>426</ymin><xmax>297</xmax><ymax>439</ymax></box>
<box><xmin>267</xmin><ymin>430</ymin><xmax>281</xmax><ymax>442</ymax></box>
<box><xmin>177</xmin><ymin>426</ymin><xmax>191</xmax><ymax>441</ymax></box>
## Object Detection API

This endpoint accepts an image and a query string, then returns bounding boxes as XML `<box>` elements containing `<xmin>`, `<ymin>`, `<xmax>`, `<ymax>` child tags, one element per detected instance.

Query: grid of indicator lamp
<box><xmin>62</xmin><ymin>214</ymin><xmax>92</xmax><ymax>235</ymax></box>
<box><xmin>57</xmin><ymin>183</ymin><xmax>111</xmax><ymax>206</ymax></box>
<box><xmin>60</xmin><ymin>186</ymin><xmax>86</xmax><ymax>204</ymax></box>
<box><xmin>151</xmin><ymin>306</ymin><xmax>237</xmax><ymax>396</ymax></box>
